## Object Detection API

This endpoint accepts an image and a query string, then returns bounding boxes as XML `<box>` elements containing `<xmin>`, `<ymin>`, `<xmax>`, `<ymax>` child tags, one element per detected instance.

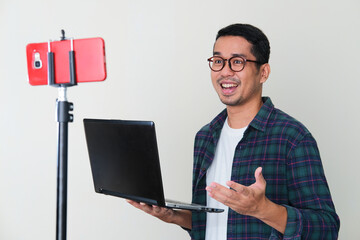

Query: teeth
<box><xmin>221</xmin><ymin>83</ymin><xmax>237</xmax><ymax>88</ymax></box>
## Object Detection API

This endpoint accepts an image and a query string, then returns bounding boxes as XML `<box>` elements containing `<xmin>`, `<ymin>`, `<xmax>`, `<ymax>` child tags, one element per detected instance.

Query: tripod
<box><xmin>55</xmin><ymin>86</ymin><xmax>73</xmax><ymax>240</ymax></box>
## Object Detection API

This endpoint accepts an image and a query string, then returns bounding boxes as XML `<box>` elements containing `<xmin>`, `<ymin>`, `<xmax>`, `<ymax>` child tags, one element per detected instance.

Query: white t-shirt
<box><xmin>205</xmin><ymin>118</ymin><xmax>247</xmax><ymax>240</ymax></box>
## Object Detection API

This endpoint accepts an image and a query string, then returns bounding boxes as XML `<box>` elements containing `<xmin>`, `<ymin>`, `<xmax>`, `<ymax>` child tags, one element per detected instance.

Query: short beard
<box><xmin>220</xmin><ymin>96</ymin><xmax>243</xmax><ymax>106</ymax></box>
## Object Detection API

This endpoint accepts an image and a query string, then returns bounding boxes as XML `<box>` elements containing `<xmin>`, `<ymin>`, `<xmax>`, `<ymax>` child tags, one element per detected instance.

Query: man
<box><xmin>128</xmin><ymin>23</ymin><xmax>340</xmax><ymax>239</ymax></box>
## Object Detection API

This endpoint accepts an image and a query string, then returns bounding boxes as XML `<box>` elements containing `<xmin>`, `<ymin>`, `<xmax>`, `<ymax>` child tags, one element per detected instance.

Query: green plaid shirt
<box><xmin>190</xmin><ymin>97</ymin><xmax>339</xmax><ymax>239</ymax></box>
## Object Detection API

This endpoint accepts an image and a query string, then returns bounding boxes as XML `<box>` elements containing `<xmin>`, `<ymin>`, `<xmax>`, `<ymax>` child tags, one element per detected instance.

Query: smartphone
<box><xmin>26</xmin><ymin>37</ymin><xmax>106</xmax><ymax>86</ymax></box>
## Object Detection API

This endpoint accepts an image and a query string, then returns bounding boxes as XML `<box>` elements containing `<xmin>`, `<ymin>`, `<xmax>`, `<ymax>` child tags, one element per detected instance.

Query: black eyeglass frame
<box><xmin>207</xmin><ymin>56</ymin><xmax>261</xmax><ymax>72</ymax></box>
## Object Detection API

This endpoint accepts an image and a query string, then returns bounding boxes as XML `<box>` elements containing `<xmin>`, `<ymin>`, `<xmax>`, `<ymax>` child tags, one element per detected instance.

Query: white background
<box><xmin>0</xmin><ymin>0</ymin><xmax>359</xmax><ymax>239</ymax></box>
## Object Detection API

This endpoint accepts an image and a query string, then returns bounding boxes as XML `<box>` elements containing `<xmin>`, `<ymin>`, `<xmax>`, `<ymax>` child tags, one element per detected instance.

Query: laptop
<box><xmin>83</xmin><ymin>118</ymin><xmax>223</xmax><ymax>213</ymax></box>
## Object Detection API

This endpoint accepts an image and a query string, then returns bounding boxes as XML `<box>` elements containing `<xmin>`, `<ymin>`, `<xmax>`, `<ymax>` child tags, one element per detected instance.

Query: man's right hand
<box><xmin>126</xmin><ymin>200</ymin><xmax>192</xmax><ymax>229</ymax></box>
<box><xmin>126</xmin><ymin>200</ymin><xmax>176</xmax><ymax>223</ymax></box>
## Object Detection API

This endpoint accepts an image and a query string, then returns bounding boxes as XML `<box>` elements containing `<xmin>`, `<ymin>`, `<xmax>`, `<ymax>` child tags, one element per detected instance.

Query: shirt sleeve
<box><xmin>277</xmin><ymin>133</ymin><xmax>340</xmax><ymax>239</ymax></box>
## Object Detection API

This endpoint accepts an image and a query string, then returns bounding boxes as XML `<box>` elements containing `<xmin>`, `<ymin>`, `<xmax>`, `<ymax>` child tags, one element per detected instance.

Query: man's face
<box><xmin>211</xmin><ymin>36</ymin><xmax>266</xmax><ymax>107</ymax></box>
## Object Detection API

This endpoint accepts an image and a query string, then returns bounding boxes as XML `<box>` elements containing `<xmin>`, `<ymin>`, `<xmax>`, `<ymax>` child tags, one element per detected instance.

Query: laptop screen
<box><xmin>83</xmin><ymin>119</ymin><xmax>166</xmax><ymax>206</ymax></box>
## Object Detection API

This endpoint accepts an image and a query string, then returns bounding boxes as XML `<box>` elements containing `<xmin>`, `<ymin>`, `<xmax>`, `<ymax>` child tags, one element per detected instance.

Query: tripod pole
<box><xmin>56</xmin><ymin>86</ymin><xmax>73</xmax><ymax>240</ymax></box>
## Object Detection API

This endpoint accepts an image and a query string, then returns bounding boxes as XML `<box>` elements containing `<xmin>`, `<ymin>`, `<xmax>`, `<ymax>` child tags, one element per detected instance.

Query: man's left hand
<box><xmin>206</xmin><ymin>167</ymin><xmax>268</xmax><ymax>218</ymax></box>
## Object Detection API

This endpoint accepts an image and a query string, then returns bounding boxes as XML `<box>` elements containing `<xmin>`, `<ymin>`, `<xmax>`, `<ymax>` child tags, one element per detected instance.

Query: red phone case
<box><xmin>26</xmin><ymin>37</ymin><xmax>106</xmax><ymax>86</ymax></box>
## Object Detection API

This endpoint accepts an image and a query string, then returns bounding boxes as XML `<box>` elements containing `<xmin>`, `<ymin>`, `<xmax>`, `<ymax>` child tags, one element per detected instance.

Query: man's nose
<box><xmin>220</xmin><ymin>60</ymin><xmax>235</xmax><ymax>76</ymax></box>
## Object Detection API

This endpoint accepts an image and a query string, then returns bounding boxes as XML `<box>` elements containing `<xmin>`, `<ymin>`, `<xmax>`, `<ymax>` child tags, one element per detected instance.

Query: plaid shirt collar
<box><xmin>209</xmin><ymin>97</ymin><xmax>274</xmax><ymax>136</ymax></box>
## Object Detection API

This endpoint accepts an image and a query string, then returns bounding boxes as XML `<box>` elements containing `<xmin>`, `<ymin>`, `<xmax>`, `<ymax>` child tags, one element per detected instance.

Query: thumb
<box><xmin>254</xmin><ymin>167</ymin><xmax>266</xmax><ymax>187</ymax></box>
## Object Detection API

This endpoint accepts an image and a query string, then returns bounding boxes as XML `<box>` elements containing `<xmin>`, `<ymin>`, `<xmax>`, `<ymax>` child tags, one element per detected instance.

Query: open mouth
<box><xmin>219</xmin><ymin>82</ymin><xmax>238</xmax><ymax>95</ymax></box>
<box><xmin>221</xmin><ymin>83</ymin><xmax>238</xmax><ymax>89</ymax></box>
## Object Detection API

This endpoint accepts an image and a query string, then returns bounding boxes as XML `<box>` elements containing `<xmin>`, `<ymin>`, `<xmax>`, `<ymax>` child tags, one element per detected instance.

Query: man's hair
<box><xmin>216</xmin><ymin>24</ymin><xmax>270</xmax><ymax>66</ymax></box>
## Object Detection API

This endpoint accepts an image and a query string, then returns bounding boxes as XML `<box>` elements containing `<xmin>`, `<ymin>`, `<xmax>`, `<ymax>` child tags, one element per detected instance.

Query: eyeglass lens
<box><xmin>209</xmin><ymin>56</ymin><xmax>246</xmax><ymax>72</ymax></box>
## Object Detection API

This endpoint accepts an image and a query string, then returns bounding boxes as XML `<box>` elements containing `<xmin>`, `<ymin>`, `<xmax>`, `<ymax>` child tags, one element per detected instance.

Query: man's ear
<box><xmin>260</xmin><ymin>63</ymin><xmax>271</xmax><ymax>84</ymax></box>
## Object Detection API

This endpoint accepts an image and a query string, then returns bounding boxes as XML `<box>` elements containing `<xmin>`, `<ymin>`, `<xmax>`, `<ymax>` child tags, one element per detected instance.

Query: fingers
<box><xmin>206</xmin><ymin>182</ymin><xmax>239</xmax><ymax>205</ymax></box>
<box><xmin>126</xmin><ymin>200</ymin><xmax>151</xmax><ymax>212</ymax></box>
<box><xmin>126</xmin><ymin>199</ymin><xmax>174</xmax><ymax>221</ymax></box>
<box><xmin>151</xmin><ymin>205</ymin><xmax>164</xmax><ymax>214</ymax></box>
<box><xmin>126</xmin><ymin>199</ymin><xmax>140</xmax><ymax>208</ymax></box>
<box><xmin>254</xmin><ymin>167</ymin><xmax>266</xmax><ymax>190</ymax></box>
<box><xmin>254</xmin><ymin>167</ymin><xmax>264</xmax><ymax>182</ymax></box>
<box><xmin>255</xmin><ymin>166</ymin><xmax>263</xmax><ymax>177</ymax></box>
<box><xmin>126</xmin><ymin>200</ymin><xmax>145</xmax><ymax>211</ymax></box>
<box><xmin>206</xmin><ymin>182</ymin><xmax>230</xmax><ymax>197</ymax></box>
<box><xmin>226</xmin><ymin>181</ymin><xmax>249</xmax><ymax>196</ymax></box>
<box><xmin>127</xmin><ymin>200</ymin><xmax>155</xmax><ymax>213</ymax></box>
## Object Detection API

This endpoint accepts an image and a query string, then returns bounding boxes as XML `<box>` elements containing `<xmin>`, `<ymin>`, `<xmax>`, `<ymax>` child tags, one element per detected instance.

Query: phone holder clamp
<box><xmin>48</xmin><ymin>29</ymin><xmax>77</xmax><ymax>88</ymax></box>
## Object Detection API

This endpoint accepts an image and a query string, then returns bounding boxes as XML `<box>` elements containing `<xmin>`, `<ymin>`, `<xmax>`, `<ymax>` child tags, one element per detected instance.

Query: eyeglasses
<box><xmin>207</xmin><ymin>56</ymin><xmax>261</xmax><ymax>72</ymax></box>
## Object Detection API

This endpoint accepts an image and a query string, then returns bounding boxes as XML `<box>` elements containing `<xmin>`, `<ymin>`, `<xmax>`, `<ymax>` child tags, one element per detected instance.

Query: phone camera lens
<box><xmin>33</xmin><ymin>52</ymin><xmax>42</xmax><ymax>69</ymax></box>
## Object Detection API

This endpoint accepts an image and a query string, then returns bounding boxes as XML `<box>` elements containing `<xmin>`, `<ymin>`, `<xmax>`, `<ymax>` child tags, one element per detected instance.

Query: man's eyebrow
<box><xmin>231</xmin><ymin>53</ymin><xmax>246</xmax><ymax>57</ymax></box>
<box><xmin>212</xmin><ymin>52</ymin><xmax>247</xmax><ymax>58</ymax></box>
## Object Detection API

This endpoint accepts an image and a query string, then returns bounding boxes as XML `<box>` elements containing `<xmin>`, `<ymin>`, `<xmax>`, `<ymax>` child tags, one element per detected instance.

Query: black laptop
<box><xmin>83</xmin><ymin>118</ymin><xmax>223</xmax><ymax>213</ymax></box>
